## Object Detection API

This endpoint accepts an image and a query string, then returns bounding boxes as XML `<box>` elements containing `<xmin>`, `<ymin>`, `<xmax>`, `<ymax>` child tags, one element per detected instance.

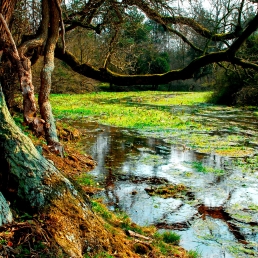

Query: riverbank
<box><xmin>49</xmin><ymin>91</ymin><xmax>258</xmax><ymax>257</ymax></box>
<box><xmin>0</xmin><ymin>118</ymin><xmax>196</xmax><ymax>257</ymax></box>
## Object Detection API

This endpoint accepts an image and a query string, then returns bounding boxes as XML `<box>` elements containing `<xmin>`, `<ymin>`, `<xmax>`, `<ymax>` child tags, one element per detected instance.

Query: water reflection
<box><xmin>74</xmin><ymin>121</ymin><xmax>258</xmax><ymax>258</ymax></box>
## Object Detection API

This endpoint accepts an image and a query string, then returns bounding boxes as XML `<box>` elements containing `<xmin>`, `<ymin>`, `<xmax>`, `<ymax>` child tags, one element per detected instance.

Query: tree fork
<box><xmin>0</xmin><ymin>13</ymin><xmax>46</xmax><ymax>135</ymax></box>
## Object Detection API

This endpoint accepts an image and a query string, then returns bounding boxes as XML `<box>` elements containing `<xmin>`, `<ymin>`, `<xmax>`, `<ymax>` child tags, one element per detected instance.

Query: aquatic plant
<box><xmin>145</xmin><ymin>184</ymin><xmax>188</xmax><ymax>199</ymax></box>
<box><xmin>154</xmin><ymin>231</ymin><xmax>180</xmax><ymax>245</ymax></box>
<box><xmin>191</xmin><ymin>161</ymin><xmax>225</xmax><ymax>175</ymax></box>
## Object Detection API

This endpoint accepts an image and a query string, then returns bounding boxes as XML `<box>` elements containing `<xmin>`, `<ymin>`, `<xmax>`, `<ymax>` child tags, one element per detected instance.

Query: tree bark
<box><xmin>39</xmin><ymin>0</ymin><xmax>62</xmax><ymax>152</ymax></box>
<box><xmin>0</xmin><ymin>57</ymin><xmax>17</xmax><ymax>112</ymax></box>
<box><xmin>0</xmin><ymin>192</ymin><xmax>12</xmax><ymax>226</ymax></box>
<box><xmin>0</xmin><ymin>85</ymin><xmax>137</xmax><ymax>257</ymax></box>
<box><xmin>0</xmin><ymin>9</ymin><xmax>44</xmax><ymax>135</ymax></box>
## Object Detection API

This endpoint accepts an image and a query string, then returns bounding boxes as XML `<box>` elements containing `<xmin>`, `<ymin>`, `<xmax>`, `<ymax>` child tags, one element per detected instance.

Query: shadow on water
<box><xmin>73</xmin><ymin>120</ymin><xmax>258</xmax><ymax>258</ymax></box>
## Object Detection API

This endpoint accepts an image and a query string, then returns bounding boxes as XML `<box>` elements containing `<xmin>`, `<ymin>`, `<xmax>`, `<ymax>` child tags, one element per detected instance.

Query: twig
<box><xmin>0</xmin><ymin>14</ymin><xmax>20</xmax><ymax>59</ymax></box>
<box><xmin>55</xmin><ymin>0</ymin><xmax>66</xmax><ymax>53</ymax></box>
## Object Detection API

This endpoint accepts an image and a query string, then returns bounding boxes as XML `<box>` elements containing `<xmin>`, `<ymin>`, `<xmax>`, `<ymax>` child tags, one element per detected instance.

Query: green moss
<box><xmin>76</xmin><ymin>173</ymin><xmax>96</xmax><ymax>186</ymax></box>
<box><xmin>91</xmin><ymin>200</ymin><xmax>112</xmax><ymax>220</ymax></box>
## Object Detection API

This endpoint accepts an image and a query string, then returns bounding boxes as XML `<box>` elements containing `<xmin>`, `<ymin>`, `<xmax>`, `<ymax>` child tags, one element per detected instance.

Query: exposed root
<box><xmin>0</xmin><ymin>220</ymin><xmax>65</xmax><ymax>257</ymax></box>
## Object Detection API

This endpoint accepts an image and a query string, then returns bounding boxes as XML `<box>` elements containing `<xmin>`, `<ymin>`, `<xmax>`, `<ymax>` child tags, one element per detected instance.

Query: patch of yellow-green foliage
<box><xmin>51</xmin><ymin>91</ymin><xmax>210</xmax><ymax>129</ymax></box>
<box><xmin>50</xmin><ymin>91</ymin><xmax>258</xmax><ymax>158</ymax></box>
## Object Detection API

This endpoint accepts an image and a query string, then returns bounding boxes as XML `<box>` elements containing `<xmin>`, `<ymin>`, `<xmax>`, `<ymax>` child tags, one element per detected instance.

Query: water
<box><xmin>73</xmin><ymin>120</ymin><xmax>258</xmax><ymax>257</ymax></box>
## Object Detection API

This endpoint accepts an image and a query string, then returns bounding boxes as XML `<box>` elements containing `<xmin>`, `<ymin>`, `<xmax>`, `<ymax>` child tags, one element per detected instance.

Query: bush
<box><xmin>234</xmin><ymin>86</ymin><xmax>258</xmax><ymax>106</ymax></box>
<box><xmin>208</xmin><ymin>68</ymin><xmax>243</xmax><ymax>105</ymax></box>
<box><xmin>162</xmin><ymin>231</ymin><xmax>180</xmax><ymax>245</ymax></box>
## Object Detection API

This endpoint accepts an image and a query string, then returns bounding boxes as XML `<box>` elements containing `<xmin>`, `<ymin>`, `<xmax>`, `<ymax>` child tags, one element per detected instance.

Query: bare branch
<box><xmin>55</xmin><ymin>0</ymin><xmax>66</xmax><ymax>53</ymax></box>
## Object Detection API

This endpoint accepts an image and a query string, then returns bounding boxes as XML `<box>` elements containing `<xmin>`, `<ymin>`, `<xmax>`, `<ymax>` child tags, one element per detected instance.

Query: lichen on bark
<box><xmin>0</xmin><ymin>192</ymin><xmax>12</xmax><ymax>226</ymax></box>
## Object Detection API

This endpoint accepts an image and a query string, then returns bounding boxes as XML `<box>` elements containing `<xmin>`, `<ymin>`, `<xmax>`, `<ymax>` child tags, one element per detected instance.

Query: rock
<box><xmin>131</xmin><ymin>190</ymin><xmax>138</xmax><ymax>195</ymax></box>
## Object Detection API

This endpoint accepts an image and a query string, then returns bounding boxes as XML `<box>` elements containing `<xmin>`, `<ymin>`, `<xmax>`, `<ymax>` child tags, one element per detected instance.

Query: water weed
<box><xmin>192</xmin><ymin>162</ymin><xmax>225</xmax><ymax>175</ymax></box>
<box><xmin>145</xmin><ymin>184</ymin><xmax>189</xmax><ymax>199</ymax></box>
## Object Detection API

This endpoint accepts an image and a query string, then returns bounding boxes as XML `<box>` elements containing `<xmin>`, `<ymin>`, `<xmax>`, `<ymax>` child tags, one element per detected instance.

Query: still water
<box><xmin>73</xmin><ymin>120</ymin><xmax>258</xmax><ymax>258</ymax></box>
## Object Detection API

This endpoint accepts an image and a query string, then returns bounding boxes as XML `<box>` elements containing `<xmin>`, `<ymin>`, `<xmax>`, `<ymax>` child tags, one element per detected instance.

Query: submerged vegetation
<box><xmin>191</xmin><ymin>162</ymin><xmax>225</xmax><ymax>175</ymax></box>
<box><xmin>49</xmin><ymin>90</ymin><xmax>258</xmax><ymax>257</ymax></box>
<box><xmin>145</xmin><ymin>184</ymin><xmax>189</xmax><ymax>199</ymax></box>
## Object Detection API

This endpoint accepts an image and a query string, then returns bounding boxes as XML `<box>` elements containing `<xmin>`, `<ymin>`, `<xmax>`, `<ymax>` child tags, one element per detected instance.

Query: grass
<box><xmin>91</xmin><ymin>200</ymin><xmax>113</xmax><ymax>220</ymax></box>
<box><xmin>84</xmin><ymin>252</ymin><xmax>114</xmax><ymax>258</ymax></box>
<box><xmin>162</xmin><ymin>231</ymin><xmax>181</xmax><ymax>244</ymax></box>
<box><xmin>89</xmin><ymin>199</ymin><xmax>192</xmax><ymax>257</ymax></box>
<box><xmin>76</xmin><ymin>173</ymin><xmax>96</xmax><ymax>187</ymax></box>
<box><xmin>188</xmin><ymin>250</ymin><xmax>201</xmax><ymax>258</ymax></box>
<box><xmin>50</xmin><ymin>91</ymin><xmax>258</xmax><ymax>158</ymax></box>
<box><xmin>154</xmin><ymin>231</ymin><xmax>180</xmax><ymax>246</ymax></box>
<box><xmin>0</xmin><ymin>239</ymin><xmax>7</xmax><ymax>245</ymax></box>
<box><xmin>50</xmin><ymin>91</ymin><xmax>209</xmax><ymax>130</ymax></box>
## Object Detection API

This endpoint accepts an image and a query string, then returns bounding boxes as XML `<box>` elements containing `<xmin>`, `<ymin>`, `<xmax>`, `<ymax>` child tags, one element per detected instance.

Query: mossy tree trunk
<box><xmin>0</xmin><ymin>0</ymin><xmax>62</xmax><ymax>150</ymax></box>
<box><xmin>0</xmin><ymin>1</ymin><xmax>44</xmax><ymax>134</ymax></box>
<box><xmin>0</xmin><ymin>87</ymin><xmax>91</xmax><ymax>256</ymax></box>
<box><xmin>0</xmin><ymin>86</ymin><xmax>136</xmax><ymax>257</ymax></box>
<box><xmin>0</xmin><ymin>192</ymin><xmax>12</xmax><ymax>226</ymax></box>
<box><xmin>39</xmin><ymin>0</ymin><xmax>62</xmax><ymax>152</ymax></box>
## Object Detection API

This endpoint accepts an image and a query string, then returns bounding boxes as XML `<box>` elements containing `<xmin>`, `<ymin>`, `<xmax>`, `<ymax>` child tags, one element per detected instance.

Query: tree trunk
<box><xmin>39</xmin><ymin>0</ymin><xmax>62</xmax><ymax>152</ymax></box>
<box><xmin>0</xmin><ymin>10</ymin><xmax>44</xmax><ymax>135</ymax></box>
<box><xmin>0</xmin><ymin>87</ymin><xmax>94</xmax><ymax>256</ymax></box>
<box><xmin>0</xmin><ymin>85</ymin><xmax>136</xmax><ymax>257</ymax></box>
<box><xmin>0</xmin><ymin>192</ymin><xmax>12</xmax><ymax>226</ymax></box>
<box><xmin>0</xmin><ymin>57</ymin><xmax>17</xmax><ymax>112</ymax></box>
